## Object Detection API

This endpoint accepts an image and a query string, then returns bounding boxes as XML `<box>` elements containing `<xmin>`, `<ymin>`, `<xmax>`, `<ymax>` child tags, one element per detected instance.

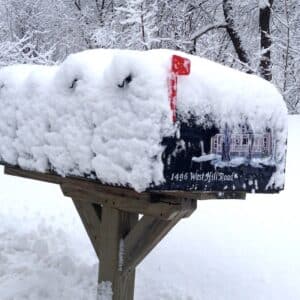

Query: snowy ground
<box><xmin>0</xmin><ymin>115</ymin><xmax>299</xmax><ymax>300</ymax></box>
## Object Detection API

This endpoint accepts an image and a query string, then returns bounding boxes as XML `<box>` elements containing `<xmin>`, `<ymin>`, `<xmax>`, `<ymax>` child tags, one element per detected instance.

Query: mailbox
<box><xmin>0</xmin><ymin>49</ymin><xmax>288</xmax><ymax>193</ymax></box>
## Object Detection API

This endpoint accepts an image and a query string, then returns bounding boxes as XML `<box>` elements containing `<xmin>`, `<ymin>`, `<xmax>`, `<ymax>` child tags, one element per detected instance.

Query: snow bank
<box><xmin>0</xmin><ymin>49</ymin><xmax>287</xmax><ymax>191</ymax></box>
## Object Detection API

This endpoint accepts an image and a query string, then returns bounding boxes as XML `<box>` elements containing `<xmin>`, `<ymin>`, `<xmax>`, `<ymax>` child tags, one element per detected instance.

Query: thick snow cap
<box><xmin>0</xmin><ymin>49</ymin><xmax>287</xmax><ymax>192</ymax></box>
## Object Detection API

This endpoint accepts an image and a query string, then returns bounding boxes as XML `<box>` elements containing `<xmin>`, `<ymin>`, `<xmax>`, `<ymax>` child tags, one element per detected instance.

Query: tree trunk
<box><xmin>259</xmin><ymin>0</ymin><xmax>273</xmax><ymax>81</ymax></box>
<box><xmin>95</xmin><ymin>0</ymin><xmax>106</xmax><ymax>24</ymax></box>
<box><xmin>222</xmin><ymin>0</ymin><xmax>252</xmax><ymax>72</ymax></box>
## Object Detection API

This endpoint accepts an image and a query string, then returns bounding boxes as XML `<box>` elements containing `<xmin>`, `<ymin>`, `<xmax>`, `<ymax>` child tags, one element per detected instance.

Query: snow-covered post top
<box><xmin>0</xmin><ymin>49</ymin><xmax>288</xmax><ymax>192</ymax></box>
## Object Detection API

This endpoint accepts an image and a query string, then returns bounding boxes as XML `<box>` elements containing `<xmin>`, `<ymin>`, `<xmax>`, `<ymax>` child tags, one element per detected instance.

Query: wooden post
<box><xmin>70</xmin><ymin>196</ymin><xmax>194</xmax><ymax>300</ymax></box>
<box><xmin>2</xmin><ymin>165</ymin><xmax>245</xmax><ymax>300</ymax></box>
<box><xmin>72</xmin><ymin>199</ymin><xmax>138</xmax><ymax>299</ymax></box>
<box><xmin>98</xmin><ymin>206</ymin><xmax>138</xmax><ymax>299</ymax></box>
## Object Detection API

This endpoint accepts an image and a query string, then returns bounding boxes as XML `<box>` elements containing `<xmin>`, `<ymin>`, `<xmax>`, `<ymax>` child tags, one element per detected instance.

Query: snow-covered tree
<box><xmin>0</xmin><ymin>0</ymin><xmax>299</xmax><ymax>112</ymax></box>
<box><xmin>113</xmin><ymin>0</ymin><xmax>159</xmax><ymax>50</ymax></box>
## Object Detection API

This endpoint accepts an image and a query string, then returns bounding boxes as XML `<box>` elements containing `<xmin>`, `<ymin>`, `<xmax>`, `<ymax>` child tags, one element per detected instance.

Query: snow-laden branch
<box><xmin>0</xmin><ymin>33</ymin><xmax>55</xmax><ymax>66</ymax></box>
<box><xmin>190</xmin><ymin>22</ymin><xmax>227</xmax><ymax>41</ymax></box>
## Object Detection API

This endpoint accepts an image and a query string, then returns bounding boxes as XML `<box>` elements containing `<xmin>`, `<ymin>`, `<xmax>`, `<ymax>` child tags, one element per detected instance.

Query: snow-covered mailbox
<box><xmin>0</xmin><ymin>49</ymin><xmax>287</xmax><ymax>299</ymax></box>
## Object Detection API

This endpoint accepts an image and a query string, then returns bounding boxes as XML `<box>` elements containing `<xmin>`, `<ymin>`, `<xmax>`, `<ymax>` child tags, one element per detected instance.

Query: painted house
<box><xmin>210</xmin><ymin>131</ymin><xmax>272</xmax><ymax>159</ymax></box>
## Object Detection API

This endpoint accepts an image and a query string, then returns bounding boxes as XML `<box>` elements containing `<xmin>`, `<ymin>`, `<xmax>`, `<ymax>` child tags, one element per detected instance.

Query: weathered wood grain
<box><xmin>72</xmin><ymin>200</ymin><xmax>102</xmax><ymax>258</ymax></box>
<box><xmin>97</xmin><ymin>206</ymin><xmax>138</xmax><ymax>300</ymax></box>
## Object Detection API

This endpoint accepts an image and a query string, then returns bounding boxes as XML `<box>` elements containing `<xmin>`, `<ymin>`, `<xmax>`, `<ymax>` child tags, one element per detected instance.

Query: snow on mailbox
<box><xmin>0</xmin><ymin>49</ymin><xmax>288</xmax><ymax>193</ymax></box>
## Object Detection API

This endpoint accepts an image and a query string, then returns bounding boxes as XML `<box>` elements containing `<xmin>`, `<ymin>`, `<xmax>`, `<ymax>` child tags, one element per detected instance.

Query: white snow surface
<box><xmin>259</xmin><ymin>0</ymin><xmax>271</xmax><ymax>9</ymax></box>
<box><xmin>0</xmin><ymin>115</ymin><xmax>299</xmax><ymax>300</ymax></box>
<box><xmin>97</xmin><ymin>282</ymin><xmax>113</xmax><ymax>300</ymax></box>
<box><xmin>0</xmin><ymin>49</ymin><xmax>287</xmax><ymax>191</ymax></box>
<box><xmin>192</xmin><ymin>153</ymin><xmax>221</xmax><ymax>162</ymax></box>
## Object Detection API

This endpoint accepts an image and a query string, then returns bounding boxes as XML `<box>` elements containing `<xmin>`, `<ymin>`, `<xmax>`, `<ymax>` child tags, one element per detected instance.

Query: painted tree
<box><xmin>222</xmin><ymin>124</ymin><xmax>231</xmax><ymax>162</ymax></box>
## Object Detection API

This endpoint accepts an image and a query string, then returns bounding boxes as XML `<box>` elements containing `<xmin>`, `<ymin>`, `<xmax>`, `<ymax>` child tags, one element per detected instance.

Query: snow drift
<box><xmin>0</xmin><ymin>49</ymin><xmax>288</xmax><ymax>192</ymax></box>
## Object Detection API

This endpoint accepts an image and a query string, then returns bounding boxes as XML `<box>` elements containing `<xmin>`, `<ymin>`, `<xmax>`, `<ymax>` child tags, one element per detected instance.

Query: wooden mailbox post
<box><xmin>3</xmin><ymin>165</ymin><xmax>245</xmax><ymax>300</ymax></box>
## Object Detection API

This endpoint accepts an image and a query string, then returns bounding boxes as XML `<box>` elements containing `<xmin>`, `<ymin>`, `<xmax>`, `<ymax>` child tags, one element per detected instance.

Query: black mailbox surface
<box><xmin>152</xmin><ymin>118</ymin><xmax>282</xmax><ymax>193</ymax></box>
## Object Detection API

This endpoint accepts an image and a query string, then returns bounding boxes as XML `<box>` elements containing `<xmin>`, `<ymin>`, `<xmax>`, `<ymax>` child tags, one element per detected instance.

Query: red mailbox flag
<box><xmin>169</xmin><ymin>55</ymin><xmax>191</xmax><ymax>123</ymax></box>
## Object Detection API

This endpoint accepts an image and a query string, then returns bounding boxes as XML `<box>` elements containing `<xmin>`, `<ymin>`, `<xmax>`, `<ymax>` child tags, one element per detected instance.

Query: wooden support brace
<box><xmin>122</xmin><ymin>212</ymin><xmax>190</xmax><ymax>275</ymax></box>
<box><xmin>72</xmin><ymin>200</ymin><xmax>102</xmax><ymax>258</ymax></box>
<box><xmin>121</xmin><ymin>199</ymin><xmax>196</xmax><ymax>275</ymax></box>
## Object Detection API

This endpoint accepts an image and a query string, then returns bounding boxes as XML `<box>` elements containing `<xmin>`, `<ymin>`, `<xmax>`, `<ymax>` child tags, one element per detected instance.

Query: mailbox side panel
<box><xmin>154</xmin><ymin>120</ymin><xmax>281</xmax><ymax>193</ymax></box>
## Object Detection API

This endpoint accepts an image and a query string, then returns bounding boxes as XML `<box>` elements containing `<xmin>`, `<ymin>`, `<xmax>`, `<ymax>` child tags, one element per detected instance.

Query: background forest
<box><xmin>0</xmin><ymin>0</ymin><xmax>299</xmax><ymax>113</ymax></box>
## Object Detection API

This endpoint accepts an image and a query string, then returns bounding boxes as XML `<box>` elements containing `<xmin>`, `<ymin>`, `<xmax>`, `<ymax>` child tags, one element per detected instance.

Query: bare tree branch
<box><xmin>74</xmin><ymin>0</ymin><xmax>81</xmax><ymax>11</ymax></box>
<box><xmin>190</xmin><ymin>22</ymin><xmax>227</xmax><ymax>40</ymax></box>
